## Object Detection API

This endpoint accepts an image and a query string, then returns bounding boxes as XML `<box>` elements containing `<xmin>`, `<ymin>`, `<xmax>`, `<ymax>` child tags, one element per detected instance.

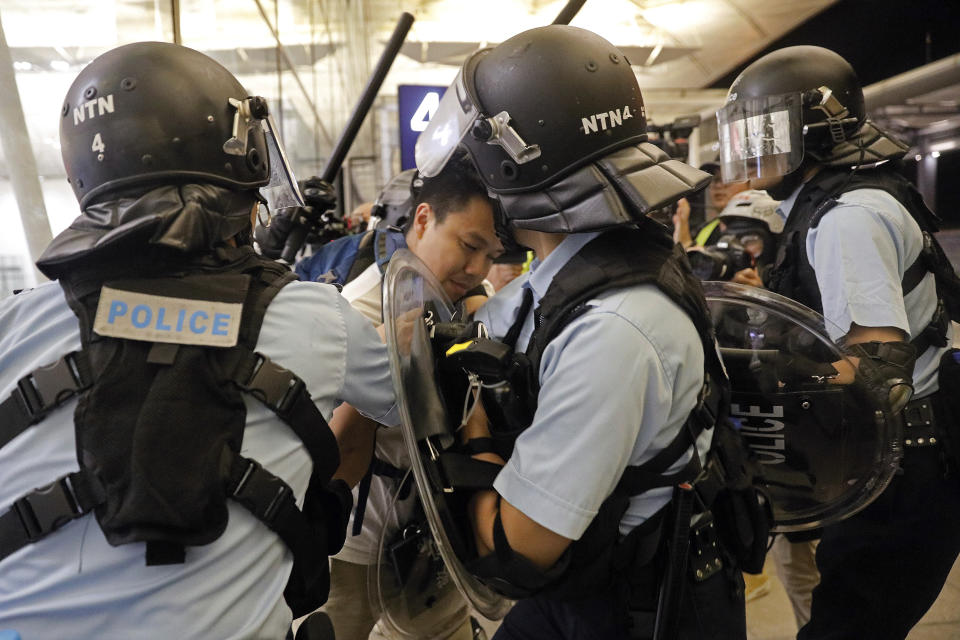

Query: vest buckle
<box><xmin>229</xmin><ymin>458</ymin><xmax>294</xmax><ymax>525</ymax></box>
<box><xmin>13</xmin><ymin>476</ymin><xmax>82</xmax><ymax>541</ymax></box>
<box><xmin>15</xmin><ymin>352</ymin><xmax>90</xmax><ymax>420</ymax></box>
<box><xmin>243</xmin><ymin>354</ymin><xmax>304</xmax><ymax>416</ymax></box>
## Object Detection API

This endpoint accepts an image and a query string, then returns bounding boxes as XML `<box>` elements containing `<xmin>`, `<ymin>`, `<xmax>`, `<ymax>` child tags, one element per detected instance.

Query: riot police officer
<box><xmin>411</xmin><ymin>25</ymin><xmax>749</xmax><ymax>639</ymax></box>
<box><xmin>718</xmin><ymin>45</ymin><xmax>960</xmax><ymax>639</ymax></box>
<box><xmin>0</xmin><ymin>42</ymin><xmax>397</xmax><ymax>639</ymax></box>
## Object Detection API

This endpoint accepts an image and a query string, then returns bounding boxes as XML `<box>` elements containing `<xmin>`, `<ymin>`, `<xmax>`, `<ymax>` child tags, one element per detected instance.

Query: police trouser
<box><xmin>798</xmin><ymin>395</ymin><xmax>960</xmax><ymax>640</ymax></box>
<box><xmin>492</xmin><ymin>538</ymin><xmax>746</xmax><ymax>640</ymax></box>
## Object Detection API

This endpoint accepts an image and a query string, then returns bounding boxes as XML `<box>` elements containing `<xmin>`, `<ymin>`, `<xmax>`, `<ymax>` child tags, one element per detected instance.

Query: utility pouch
<box><xmin>936</xmin><ymin>348</ymin><xmax>960</xmax><ymax>469</ymax></box>
<box><xmin>688</xmin><ymin>514</ymin><xmax>723</xmax><ymax>582</ymax></box>
<box><xmin>76</xmin><ymin>274</ymin><xmax>251</xmax><ymax>549</ymax></box>
<box><xmin>702</xmin><ymin>419</ymin><xmax>772</xmax><ymax>574</ymax></box>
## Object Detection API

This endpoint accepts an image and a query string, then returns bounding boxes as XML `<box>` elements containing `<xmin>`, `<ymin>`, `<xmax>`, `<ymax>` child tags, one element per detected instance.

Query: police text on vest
<box><xmin>93</xmin><ymin>286</ymin><xmax>242</xmax><ymax>347</ymax></box>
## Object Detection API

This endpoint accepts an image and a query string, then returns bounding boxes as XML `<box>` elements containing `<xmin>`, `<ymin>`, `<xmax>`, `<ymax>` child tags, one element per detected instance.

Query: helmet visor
<box><xmin>717</xmin><ymin>94</ymin><xmax>804</xmax><ymax>184</ymax></box>
<box><xmin>260</xmin><ymin>114</ymin><xmax>305</xmax><ymax>211</ymax></box>
<box><xmin>415</xmin><ymin>69</ymin><xmax>479</xmax><ymax>178</ymax></box>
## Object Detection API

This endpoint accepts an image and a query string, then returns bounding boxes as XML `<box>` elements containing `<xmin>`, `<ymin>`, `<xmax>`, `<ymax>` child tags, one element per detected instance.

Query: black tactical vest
<box><xmin>766</xmin><ymin>167</ymin><xmax>939</xmax><ymax>313</ymax></box>
<box><xmin>0</xmin><ymin>244</ymin><xmax>348</xmax><ymax>617</ymax></box>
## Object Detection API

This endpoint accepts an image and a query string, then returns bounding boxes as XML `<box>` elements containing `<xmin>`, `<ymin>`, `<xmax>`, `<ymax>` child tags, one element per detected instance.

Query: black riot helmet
<box><xmin>717</xmin><ymin>46</ymin><xmax>873</xmax><ymax>184</ymax></box>
<box><xmin>60</xmin><ymin>41</ymin><xmax>300</xmax><ymax>209</ymax></box>
<box><xmin>416</xmin><ymin>26</ymin><xmax>648</xmax><ymax>195</ymax></box>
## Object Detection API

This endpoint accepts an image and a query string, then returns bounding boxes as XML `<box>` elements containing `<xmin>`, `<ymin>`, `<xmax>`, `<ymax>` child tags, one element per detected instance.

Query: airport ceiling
<box><xmin>1</xmin><ymin>0</ymin><xmax>959</xmax><ymax>175</ymax></box>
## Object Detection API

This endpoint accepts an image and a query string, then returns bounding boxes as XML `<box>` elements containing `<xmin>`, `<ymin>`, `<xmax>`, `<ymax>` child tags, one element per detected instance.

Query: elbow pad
<box><xmin>848</xmin><ymin>341</ymin><xmax>917</xmax><ymax>414</ymax></box>
<box><xmin>468</xmin><ymin>508</ymin><xmax>570</xmax><ymax>599</ymax></box>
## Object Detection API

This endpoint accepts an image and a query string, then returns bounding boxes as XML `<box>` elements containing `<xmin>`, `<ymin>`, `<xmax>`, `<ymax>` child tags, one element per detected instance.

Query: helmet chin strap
<box><xmin>491</xmin><ymin>197</ymin><xmax>530</xmax><ymax>254</ymax></box>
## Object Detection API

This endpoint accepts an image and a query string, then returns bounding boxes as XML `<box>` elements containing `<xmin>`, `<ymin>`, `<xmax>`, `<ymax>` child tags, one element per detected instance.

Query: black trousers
<box><xmin>492</xmin><ymin>567</ymin><xmax>746</xmax><ymax>640</ymax></box>
<box><xmin>798</xmin><ymin>445</ymin><xmax>960</xmax><ymax>640</ymax></box>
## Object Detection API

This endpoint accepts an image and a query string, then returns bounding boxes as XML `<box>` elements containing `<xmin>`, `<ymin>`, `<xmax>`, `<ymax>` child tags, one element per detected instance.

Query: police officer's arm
<box><xmin>335</xmin><ymin>294</ymin><xmax>400</xmax><ymax>427</ymax></box>
<box><xmin>330</xmin><ymin>403</ymin><xmax>378</xmax><ymax>488</ymax></box>
<box><xmin>827</xmin><ymin>325</ymin><xmax>909</xmax><ymax>384</ymax></box>
<box><xmin>461</xmin><ymin>401</ymin><xmax>573</xmax><ymax>570</ymax></box>
<box><xmin>807</xmin><ymin>204</ymin><xmax>917</xmax><ymax>399</ymax></box>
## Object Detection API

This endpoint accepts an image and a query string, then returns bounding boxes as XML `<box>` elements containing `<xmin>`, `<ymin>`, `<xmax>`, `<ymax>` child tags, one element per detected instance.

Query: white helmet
<box><xmin>717</xmin><ymin>189</ymin><xmax>784</xmax><ymax>234</ymax></box>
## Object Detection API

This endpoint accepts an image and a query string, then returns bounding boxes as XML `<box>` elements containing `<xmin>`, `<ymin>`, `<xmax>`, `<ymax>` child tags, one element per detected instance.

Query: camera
<box><xmin>646</xmin><ymin>114</ymin><xmax>702</xmax><ymax>161</ymax></box>
<box><xmin>687</xmin><ymin>237</ymin><xmax>754</xmax><ymax>281</ymax></box>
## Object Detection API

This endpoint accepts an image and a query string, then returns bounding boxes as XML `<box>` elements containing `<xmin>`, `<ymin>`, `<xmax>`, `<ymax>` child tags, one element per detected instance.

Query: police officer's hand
<box><xmin>300</xmin><ymin>176</ymin><xmax>337</xmax><ymax>213</ymax></box>
<box><xmin>847</xmin><ymin>340</ymin><xmax>917</xmax><ymax>414</ymax></box>
<box><xmin>774</xmin><ymin>351</ymin><xmax>839</xmax><ymax>387</ymax></box>
<box><xmin>254</xmin><ymin>207</ymin><xmax>299</xmax><ymax>259</ymax></box>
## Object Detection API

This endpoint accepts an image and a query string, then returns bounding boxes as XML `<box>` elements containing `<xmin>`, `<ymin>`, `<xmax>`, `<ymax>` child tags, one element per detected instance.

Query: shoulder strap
<box><xmin>220</xmin><ymin>347</ymin><xmax>340</xmax><ymax>479</ymax></box>
<box><xmin>0</xmin><ymin>470</ymin><xmax>104</xmax><ymax>563</ymax></box>
<box><xmin>0</xmin><ymin>351</ymin><xmax>93</xmax><ymax>452</ymax></box>
<box><xmin>502</xmin><ymin>287</ymin><xmax>534</xmax><ymax>350</ymax></box>
<box><xmin>234</xmin><ymin>251</ymin><xmax>299</xmax><ymax>349</ymax></box>
<box><xmin>344</xmin><ymin>229</ymin><xmax>378</xmax><ymax>284</ymax></box>
<box><xmin>527</xmin><ymin>221</ymin><xmax>715</xmax><ymax>377</ymax></box>
<box><xmin>374</xmin><ymin>228</ymin><xmax>394</xmax><ymax>273</ymax></box>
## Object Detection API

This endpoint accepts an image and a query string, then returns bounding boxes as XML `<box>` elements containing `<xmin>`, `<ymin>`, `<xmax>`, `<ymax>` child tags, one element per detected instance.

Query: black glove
<box><xmin>254</xmin><ymin>207</ymin><xmax>299</xmax><ymax>260</ymax></box>
<box><xmin>300</xmin><ymin>176</ymin><xmax>337</xmax><ymax>213</ymax></box>
<box><xmin>848</xmin><ymin>341</ymin><xmax>917</xmax><ymax>414</ymax></box>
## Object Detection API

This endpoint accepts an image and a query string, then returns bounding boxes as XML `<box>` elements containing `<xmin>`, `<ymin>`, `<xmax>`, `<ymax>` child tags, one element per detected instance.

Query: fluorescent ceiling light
<box><xmin>929</xmin><ymin>139</ymin><xmax>957</xmax><ymax>153</ymax></box>
<box><xmin>642</xmin><ymin>1</ymin><xmax>716</xmax><ymax>31</ymax></box>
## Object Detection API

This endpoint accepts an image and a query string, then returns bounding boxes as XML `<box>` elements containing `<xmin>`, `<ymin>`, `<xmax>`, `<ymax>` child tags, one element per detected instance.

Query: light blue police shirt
<box><xmin>474</xmin><ymin>232</ymin><xmax>710</xmax><ymax>539</ymax></box>
<box><xmin>778</xmin><ymin>182</ymin><xmax>950</xmax><ymax>397</ymax></box>
<box><xmin>0</xmin><ymin>279</ymin><xmax>397</xmax><ymax>640</ymax></box>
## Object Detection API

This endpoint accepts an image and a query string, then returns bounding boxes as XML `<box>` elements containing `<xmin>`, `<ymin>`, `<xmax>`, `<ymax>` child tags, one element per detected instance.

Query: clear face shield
<box><xmin>223</xmin><ymin>96</ymin><xmax>304</xmax><ymax>214</ymax></box>
<box><xmin>716</xmin><ymin>94</ymin><xmax>805</xmax><ymax>184</ymax></box>
<box><xmin>414</xmin><ymin>53</ymin><xmax>541</xmax><ymax>178</ymax></box>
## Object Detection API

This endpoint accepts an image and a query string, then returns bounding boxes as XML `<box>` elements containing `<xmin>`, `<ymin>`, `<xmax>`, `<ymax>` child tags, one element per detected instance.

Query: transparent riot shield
<box><xmin>368</xmin><ymin>469</ymin><xmax>472</xmax><ymax>639</ymax></box>
<box><xmin>703</xmin><ymin>281</ymin><xmax>903</xmax><ymax>532</ymax></box>
<box><xmin>383</xmin><ymin>249</ymin><xmax>513</xmax><ymax>622</ymax></box>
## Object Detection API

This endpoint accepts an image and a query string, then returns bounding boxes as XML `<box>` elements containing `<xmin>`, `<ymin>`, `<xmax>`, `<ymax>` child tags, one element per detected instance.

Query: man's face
<box><xmin>708</xmin><ymin>176</ymin><xmax>749</xmax><ymax>211</ymax></box>
<box><xmin>408</xmin><ymin>196</ymin><xmax>503</xmax><ymax>302</ymax></box>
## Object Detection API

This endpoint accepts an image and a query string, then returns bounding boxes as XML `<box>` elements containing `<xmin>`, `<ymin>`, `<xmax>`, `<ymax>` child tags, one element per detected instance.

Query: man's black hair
<box><xmin>410</xmin><ymin>149</ymin><xmax>489</xmax><ymax>229</ymax></box>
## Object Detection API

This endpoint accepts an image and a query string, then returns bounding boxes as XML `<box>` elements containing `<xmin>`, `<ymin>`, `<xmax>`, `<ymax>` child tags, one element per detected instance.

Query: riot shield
<box><xmin>367</xmin><ymin>469</ymin><xmax>472</xmax><ymax>639</ymax></box>
<box><xmin>703</xmin><ymin>281</ymin><xmax>902</xmax><ymax>532</ymax></box>
<box><xmin>383</xmin><ymin>249</ymin><xmax>513</xmax><ymax>621</ymax></box>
